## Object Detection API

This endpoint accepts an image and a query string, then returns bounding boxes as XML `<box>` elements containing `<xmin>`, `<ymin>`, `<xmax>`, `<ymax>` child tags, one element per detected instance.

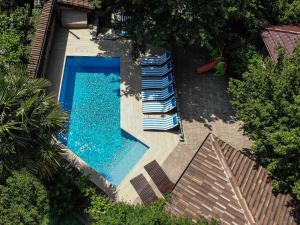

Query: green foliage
<box><xmin>28</xmin><ymin>8</ymin><xmax>42</xmax><ymax>44</ymax></box>
<box><xmin>0</xmin><ymin>67</ymin><xmax>68</xmax><ymax>180</ymax></box>
<box><xmin>89</xmin><ymin>0</ymin><xmax>102</xmax><ymax>8</ymax></box>
<box><xmin>43</xmin><ymin>214</ymin><xmax>84</xmax><ymax>225</ymax></box>
<box><xmin>86</xmin><ymin>194</ymin><xmax>217</xmax><ymax>225</ymax></box>
<box><xmin>228</xmin><ymin>46</ymin><xmax>300</xmax><ymax>200</ymax></box>
<box><xmin>0</xmin><ymin>0</ymin><xmax>17</xmax><ymax>11</ymax></box>
<box><xmin>0</xmin><ymin>5</ymin><xmax>31</xmax><ymax>43</ymax></box>
<box><xmin>107</xmin><ymin>0</ymin><xmax>300</xmax><ymax>75</ymax></box>
<box><xmin>278</xmin><ymin>0</ymin><xmax>300</xmax><ymax>23</ymax></box>
<box><xmin>0</xmin><ymin>33</ymin><xmax>26</xmax><ymax>69</ymax></box>
<box><xmin>221</xmin><ymin>0</ymin><xmax>300</xmax><ymax>75</ymax></box>
<box><xmin>221</xmin><ymin>1</ymin><xmax>275</xmax><ymax>77</ymax></box>
<box><xmin>0</xmin><ymin>170</ymin><xmax>49</xmax><ymax>225</ymax></box>
<box><xmin>0</xmin><ymin>0</ymin><xmax>33</xmax><ymax>11</ymax></box>
<box><xmin>111</xmin><ymin>0</ymin><xmax>227</xmax><ymax>52</ymax></box>
<box><xmin>293</xmin><ymin>180</ymin><xmax>300</xmax><ymax>201</ymax></box>
<box><xmin>48</xmin><ymin>171</ymin><xmax>94</xmax><ymax>216</ymax></box>
<box><xmin>226</xmin><ymin>41</ymin><xmax>259</xmax><ymax>78</ymax></box>
<box><xmin>0</xmin><ymin>4</ymin><xmax>40</xmax><ymax>67</ymax></box>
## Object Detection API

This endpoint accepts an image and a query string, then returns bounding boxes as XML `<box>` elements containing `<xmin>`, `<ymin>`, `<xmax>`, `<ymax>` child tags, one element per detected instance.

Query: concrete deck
<box><xmin>45</xmin><ymin>26</ymin><xmax>179</xmax><ymax>202</ymax></box>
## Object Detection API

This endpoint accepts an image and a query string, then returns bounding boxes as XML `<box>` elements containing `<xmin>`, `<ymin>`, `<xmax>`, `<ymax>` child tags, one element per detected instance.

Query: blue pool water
<box><xmin>59</xmin><ymin>56</ymin><xmax>148</xmax><ymax>186</ymax></box>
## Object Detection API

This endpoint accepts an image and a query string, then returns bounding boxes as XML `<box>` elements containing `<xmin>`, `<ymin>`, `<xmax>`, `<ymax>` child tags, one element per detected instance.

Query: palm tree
<box><xmin>0</xmin><ymin>67</ymin><xmax>68</xmax><ymax>180</ymax></box>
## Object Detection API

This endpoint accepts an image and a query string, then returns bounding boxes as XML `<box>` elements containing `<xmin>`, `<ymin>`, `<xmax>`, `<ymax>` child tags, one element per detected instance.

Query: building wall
<box><xmin>60</xmin><ymin>7</ymin><xmax>88</xmax><ymax>28</ymax></box>
<box><xmin>41</xmin><ymin>14</ymin><xmax>57</xmax><ymax>78</ymax></box>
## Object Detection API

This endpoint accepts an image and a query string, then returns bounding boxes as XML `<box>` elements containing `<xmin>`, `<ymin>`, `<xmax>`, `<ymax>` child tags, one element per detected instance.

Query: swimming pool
<box><xmin>59</xmin><ymin>56</ymin><xmax>148</xmax><ymax>186</ymax></box>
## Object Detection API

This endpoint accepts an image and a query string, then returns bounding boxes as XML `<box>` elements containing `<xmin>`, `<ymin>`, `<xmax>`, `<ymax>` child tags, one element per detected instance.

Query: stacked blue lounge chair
<box><xmin>143</xmin><ymin>114</ymin><xmax>179</xmax><ymax>130</ymax></box>
<box><xmin>141</xmin><ymin>73</ymin><xmax>173</xmax><ymax>90</ymax></box>
<box><xmin>141</xmin><ymin>50</ymin><xmax>171</xmax><ymax>66</ymax></box>
<box><xmin>142</xmin><ymin>85</ymin><xmax>175</xmax><ymax>101</ymax></box>
<box><xmin>141</xmin><ymin>62</ymin><xmax>173</xmax><ymax>77</ymax></box>
<box><xmin>140</xmin><ymin>50</ymin><xmax>180</xmax><ymax>130</ymax></box>
<box><xmin>143</xmin><ymin>97</ymin><xmax>176</xmax><ymax>113</ymax></box>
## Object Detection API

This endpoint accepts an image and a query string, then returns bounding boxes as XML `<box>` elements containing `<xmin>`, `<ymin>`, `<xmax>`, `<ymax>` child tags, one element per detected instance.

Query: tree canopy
<box><xmin>0</xmin><ymin>68</ymin><xmax>68</xmax><ymax>180</ymax></box>
<box><xmin>0</xmin><ymin>4</ymin><xmax>39</xmax><ymax>69</ymax></box>
<box><xmin>0</xmin><ymin>170</ymin><xmax>49</xmax><ymax>225</ymax></box>
<box><xmin>86</xmin><ymin>194</ymin><xmax>217</xmax><ymax>225</ymax></box>
<box><xmin>0</xmin><ymin>33</ymin><xmax>26</xmax><ymax>69</ymax></box>
<box><xmin>101</xmin><ymin>0</ymin><xmax>300</xmax><ymax>76</ymax></box>
<box><xmin>111</xmin><ymin>0</ymin><xmax>227</xmax><ymax>50</ymax></box>
<box><xmin>229</xmin><ymin>47</ymin><xmax>300</xmax><ymax>200</ymax></box>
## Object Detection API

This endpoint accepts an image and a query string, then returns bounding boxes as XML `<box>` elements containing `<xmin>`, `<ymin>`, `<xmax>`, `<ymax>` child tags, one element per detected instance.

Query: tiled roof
<box><xmin>166</xmin><ymin>134</ymin><xmax>298</xmax><ymax>225</ymax></box>
<box><xmin>261</xmin><ymin>24</ymin><xmax>300</xmax><ymax>60</ymax></box>
<box><xmin>58</xmin><ymin>0</ymin><xmax>95</xmax><ymax>10</ymax></box>
<box><xmin>27</xmin><ymin>0</ymin><xmax>54</xmax><ymax>78</ymax></box>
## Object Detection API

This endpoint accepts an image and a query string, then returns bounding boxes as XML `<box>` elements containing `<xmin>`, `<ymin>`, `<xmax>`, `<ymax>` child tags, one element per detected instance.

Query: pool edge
<box><xmin>57</xmin><ymin>139</ymin><xmax>117</xmax><ymax>199</ymax></box>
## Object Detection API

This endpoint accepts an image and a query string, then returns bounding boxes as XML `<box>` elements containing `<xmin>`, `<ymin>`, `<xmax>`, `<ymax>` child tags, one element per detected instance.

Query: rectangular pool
<box><xmin>59</xmin><ymin>56</ymin><xmax>148</xmax><ymax>186</ymax></box>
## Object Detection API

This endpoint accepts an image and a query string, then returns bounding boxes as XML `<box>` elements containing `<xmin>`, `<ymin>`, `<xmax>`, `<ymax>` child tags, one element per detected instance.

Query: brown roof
<box><xmin>261</xmin><ymin>24</ymin><xmax>300</xmax><ymax>60</ymax></box>
<box><xmin>166</xmin><ymin>134</ymin><xmax>298</xmax><ymax>225</ymax></box>
<box><xmin>27</xmin><ymin>0</ymin><xmax>54</xmax><ymax>78</ymax></box>
<box><xmin>58</xmin><ymin>0</ymin><xmax>95</xmax><ymax>10</ymax></box>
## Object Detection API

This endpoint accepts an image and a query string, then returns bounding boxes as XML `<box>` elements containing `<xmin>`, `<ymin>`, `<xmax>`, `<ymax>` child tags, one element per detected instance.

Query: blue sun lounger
<box><xmin>142</xmin><ymin>85</ymin><xmax>174</xmax><ymax>101</ymax></box>
<box><xmin>141</xmin><ymin>73</ymin><xmax>173</xmax><ymax>90</ymax></box>
<box><xmin>141</xmin><ymin>50</ymin><xmax>171</xmax><ymax>66</ymax></box>
<box><xmin>143</xmin><ymin>97</ymin><xmax>176</xmax><ymax>113</ymax></box>
<box><xmin>141</xmin><ymin>62</ymin><xmax>173</xmax><ymax>77</ymax></box>
<box><xmin>143</xmin><ymin>114</ymin><xmax>179</xmax><ymax>130</ymax></box>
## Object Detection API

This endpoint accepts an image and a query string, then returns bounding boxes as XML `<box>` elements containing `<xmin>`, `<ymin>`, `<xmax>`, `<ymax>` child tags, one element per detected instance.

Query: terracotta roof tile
<box><xmin>167</xmin><ymin>134</ymin><xmax>299</xmax><ymax>225</ymax></box>
<box><xmin>27</xmin><ymin>0</ymin><xmax>54</xmax><ymax>78</ymax></box>
<box><xmin>261</xmin><ymin>24</ymin><xmax>300</xmax><ymax>60</ymax></box>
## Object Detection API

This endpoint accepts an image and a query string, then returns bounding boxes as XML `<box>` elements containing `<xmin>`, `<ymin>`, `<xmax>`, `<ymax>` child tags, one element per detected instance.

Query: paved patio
<box><xmin>160</xmin><ymin>47</ymin><xmax>252</xmax><ymax>184</ymax></box>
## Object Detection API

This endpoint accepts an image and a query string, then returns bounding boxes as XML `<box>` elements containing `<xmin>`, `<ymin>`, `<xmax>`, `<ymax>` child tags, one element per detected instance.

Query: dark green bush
<box><xmin>47</xmin><ymin>171</ymin><xmax>95</xmax><ymax>216</ymax></box>
<box><xmin>86</xmin><ymin>194</ymin><xmax>218</xmax><ymax>225</ymax></box>
<box><xmin>0</xmin><ymin>5</ymin><xmax>31</xmax><ymax>43</ymax></box>
<box><xmin>278</xmin><ymin>0</ymin><xmax>300</xmax><ymax>23</ymax></box>
<box><xmin>0</xmin><ymin>4</ymin><xmax>42</xmax><ymax>66</ymax></box>
<box><xmin>226</xmin><ymin>41</ymin><xmax>259</xmax><ymax>78</ymax></box>
<box><xmin>0</xmin><ymin>33</ymin><xmax>26</xmax><ymax>69</ymax></box>
<box><xmin>0</xmin><ymin>170</ymin><xmax>49</xmax><ymax>225</ymax></box>
<box><xmin>229</xmin><ymin>46</ymin><xmax>300</xmax><ymax>200</ymax></box>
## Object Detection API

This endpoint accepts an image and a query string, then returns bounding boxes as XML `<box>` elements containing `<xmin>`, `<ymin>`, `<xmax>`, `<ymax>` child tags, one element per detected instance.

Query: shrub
<box><xmin>0</xmin><ymin>5</ymin><xmax>31</xmax><ymax>44</ymax></box>
<box><xmin>86</xmin><ymin>194</ymin><xmax>218</xmax><ymax>225</ymax></box>
<box><xmin>279</xmin><ymin>0</ymin><xmax>300</xmax><ymax>23</ymax></box>
<box><xmin>48</xmin><ymin>171</ymin><xmax>94</xmax><ymax>216</ymax></box>
<box><xmin>28</xmin><ymin>8</ymin><xmax>42</xmax><ymax>44</ymax></box>
<box><xmin>225</xmin><ymin>41</ymin><xmax>259</xmax><ymax>78</ymax></box>
<box><xmin>0</xmin><ymin>0</ymin><xmax>17</xmax><ymax>10</ymax></box>
<box><xmin>229</xmin><ymin>46</ymin><xmax>300</xmax><ymax>200</ymax></box>
<box><xmin>0</xmin><ymin>33</ymin><xmax>26</xmax><ymax>69</ymax></box>
<box><xmin>0</xmin><ymin>170</ymin><xmax>49</xmax><ymax>225</ymax></box>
